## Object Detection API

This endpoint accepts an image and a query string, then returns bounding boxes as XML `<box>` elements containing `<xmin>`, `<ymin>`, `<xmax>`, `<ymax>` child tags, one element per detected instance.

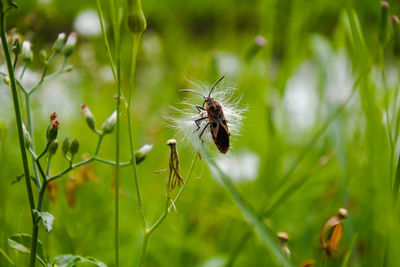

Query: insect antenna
<box><xmin>208</xmin><ymin>76</ymin><xmax>225</xmax><ymax>97</ymax></box>
<box><xmin>179</xmin><ymin>89</ymin><xmax>206</xmax><ymax>99</ymax></box>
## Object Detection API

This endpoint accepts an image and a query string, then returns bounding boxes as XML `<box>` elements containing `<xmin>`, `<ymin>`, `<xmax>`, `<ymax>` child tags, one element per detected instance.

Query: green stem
<box><xmin>0</xmin><ymin>4</ymin><xmax>36</xmax><ymax>267</ymax></box>
<box><xmin>127</xmin><ymin>34</ymin><xmax>147</xmax><ymax>229</ymax></box>
<box><xmin>138</xmin><ymin>153</ymin><xmax>197</xmax><ymax>266</ymax></box>
<box><xmin>95</xmin><ymin>0</ymin><xmax>117</xmax><ymax>81</ymax></box>
<box><xmin>113</xmin><ymin>6</ymin><xmax>122</xmax><ymax>265</ymax></box>
<box><xmin>20</xmin><ymin>63</ymin><xmax>27</xmax><ymax>79</ymax></box>
<box><xmin>138</xmin><ymin>234</ymin><xmax>149</xmax><ymax>267</ymax></box>
<box><xmin>25</xmin><ymin>94</ymin><xmax>41</xmax><ymax>188</ymax></box>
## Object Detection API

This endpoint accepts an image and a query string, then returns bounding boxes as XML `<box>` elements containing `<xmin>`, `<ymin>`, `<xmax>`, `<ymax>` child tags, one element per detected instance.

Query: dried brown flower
<box><xmin>320</xmin><ymin>208</ymin><xmax>348</xmax><ymax>256</ymax></box>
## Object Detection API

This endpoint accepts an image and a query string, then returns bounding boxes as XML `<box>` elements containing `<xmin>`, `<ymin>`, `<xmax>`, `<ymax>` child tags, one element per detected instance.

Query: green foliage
<box><xmin>8</xmin><ymin>234</ymin><xmax>48</xmax><ymax>266</ymax></box>
<box><xmin>53</xmin><ymin>255</ymin><xmax>106</xmax><ymax>267</ymax></box>
<box><xmin>2</xmin><ymin>0</ymin><xmax>400</xmax><ymax>266</ymax></box>
<box><xmin>33</xmin><ymin>210</ymin><xmax>55</xmax><ymax>234</ymax></box>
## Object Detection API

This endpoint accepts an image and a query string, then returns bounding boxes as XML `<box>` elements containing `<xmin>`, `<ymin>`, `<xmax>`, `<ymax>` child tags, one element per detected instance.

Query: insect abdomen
<box><xmin>206</xmin><ymin>98</ymin><xmax>230</xmax><ymax>154</ymax></box>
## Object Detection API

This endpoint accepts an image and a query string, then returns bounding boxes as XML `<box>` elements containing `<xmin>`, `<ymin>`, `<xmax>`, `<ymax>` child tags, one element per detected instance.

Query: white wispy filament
<box><xmin>168</xmin><ymin>79</ymin><xmax>246</xmax><ymax>154</ymax></box>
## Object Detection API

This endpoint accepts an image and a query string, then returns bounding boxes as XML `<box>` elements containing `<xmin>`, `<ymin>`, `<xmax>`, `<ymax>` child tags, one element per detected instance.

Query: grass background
<box><xmin>1</xmin><ymin>0</ymin><xmax>400</xmax><ymax>266</ymax></box>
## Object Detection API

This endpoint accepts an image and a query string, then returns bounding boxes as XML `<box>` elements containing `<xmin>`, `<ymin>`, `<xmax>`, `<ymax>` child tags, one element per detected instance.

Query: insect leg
<box><xmin>199</xmin><ymin>123</ymin><xmax>210</xmax><ymax>144</ymax></box>
<box><xmin>193</xmin><ymin>117</ymin><xmax>207</xmax><ymax>133</ymax></box>
<box><xmin>195</xmin><ymin>105</ymin><xmax>206</xmax><ymax>113</ymax></box>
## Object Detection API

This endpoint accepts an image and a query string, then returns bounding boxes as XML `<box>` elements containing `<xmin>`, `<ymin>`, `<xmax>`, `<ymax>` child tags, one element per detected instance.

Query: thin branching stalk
<box><xmin>138</xmin><ymin>153</ymin><xmax>198</xmax><ymax>266</ymax></box>
<box><xmin>95</xmin><ymin>0</ymin><xmax>117</xmax><ymax>80</ymax></box>
<box><xmin>113</xmin><ymin>0</ymin><xmax>123</xmax><ymax>264</ymax></box>
<box><xmin>127</xmin><ymin>35</ymin><xmax>146</xmax><ymax>229</ymax></box>
<box><xmin>0</xmin><ymin>4</ymin><xmax>37</xmax><ymax>266</ymax></box>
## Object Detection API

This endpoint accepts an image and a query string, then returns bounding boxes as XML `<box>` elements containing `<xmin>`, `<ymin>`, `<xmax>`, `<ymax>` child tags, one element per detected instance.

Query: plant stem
<box><xmin>95</xmin><ymin>0</ymin><xmax>117</xmax><ymax>81</ymax></box>
<box><xmin>113</xmin><ymin>1</ymin><xmax>122</xmax><ymax>264</ymax></box>
<box><xmin>138</xmin><ymin>234</ymin><xmax>149</xmax><ymax>267</ymax></box>
<box><xmin>0</xmin><ymin>4</ymin><xmax>36</xmax><ymax>267</ymax></box>
<box><xmin>127</xmin><ymin>34</ymin><xmax>147</xmax><ymax>229</ymax></box>
<box><xmin>137</xmin><ymin>153</ymin><xmax>197</xmax><ymax>266</ymax></box>
<box><xmin>25</xmin><ymin>94</ymin><xmax>41</xmax><ymax>188</ymax></box>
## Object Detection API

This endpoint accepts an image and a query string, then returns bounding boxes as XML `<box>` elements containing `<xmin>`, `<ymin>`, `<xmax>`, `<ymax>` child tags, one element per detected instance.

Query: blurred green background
<box><xmin>1</xmin><ymin>0</ymin><xmax>400</xmax><ymax>266</ymax></box>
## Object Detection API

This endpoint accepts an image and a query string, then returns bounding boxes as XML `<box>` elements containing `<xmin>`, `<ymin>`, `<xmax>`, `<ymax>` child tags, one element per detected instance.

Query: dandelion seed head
<box><xmin>167</xmin><ymin>78</ymin><xmax>246</xmax><ymax>154</ymax></box>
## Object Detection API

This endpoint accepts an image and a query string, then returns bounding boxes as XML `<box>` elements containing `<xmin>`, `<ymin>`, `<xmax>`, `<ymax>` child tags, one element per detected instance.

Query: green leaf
<box><xmin>199</xmin><ymin>146</ymin><xmax>293</xmax><ymax>267</ymax></box>
<box><xmin>54</xmin><ymin>254</ymin><xmax>107</xmax><ymax>267</ymax></box>
<box><xmin>8</xmin><ymin>233</ymin><xmax>48</xmax><ymax>267</ymax></box>
<box><xmin>33</xmin><ymin>210</ymin><xmax>55</xmax><ymax>234</ymax></box>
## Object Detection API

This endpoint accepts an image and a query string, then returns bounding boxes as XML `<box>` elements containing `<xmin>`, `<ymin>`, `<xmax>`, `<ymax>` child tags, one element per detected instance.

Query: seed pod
<box><xmin>62</xmin><ymin>137</ymin><xmax>70</xmax><ymax>156</ymax></box>
<box><xmin>21</xmin><ymin>41</ymin><xmax>33</xmax><ymax>63</ymax></box>
<box><xmin>22</xmin><ymin>123</ymin><xmax>32</xmax><ymax>148</ymax></box>
<box><xmin>127</xmin><ymin>0</ymin><xmax>147</xmax><ymax>34</ymax></box>
<box><xmin>81</xmin><ymin>104</ymin><xmax>96</xmax><ymax>132</ymax></box>
<box><xmin>70</xmin><ymin>138</ymin><xmax>79</xmax><ymax>157</ymax></box>
<box><xmin>62</xmin><ymin>32</ymin><xmax>78</xmax><ymax>57</ymax></box>
<box><xmin>101</xmin><ymin>111</ymin><xmax>117</xmax><ymax>135</ymax></box>
<box><xmin>48</xmin><ymin>140</ymin><xmax>58</xmax><ymax>156</ymax></box>
<box><xmin>52</xmin><ymin>33</ymin><xmax>66</xmax><ymax>53</ymax></box>
<box><xmin>320</xmin><ymin>208</ymin><xmax>348</xmax><ymax>256</ymax></box>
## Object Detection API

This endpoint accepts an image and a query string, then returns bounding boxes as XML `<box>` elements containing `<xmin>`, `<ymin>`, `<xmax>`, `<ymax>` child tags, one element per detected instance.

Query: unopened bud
<box><xmin>21</xmin><ymin>41</ymin><xmax>33</xmax><ymax>63</ymax></box>
<box><xmin>46</xmin><ymin>112</ymin><xmax>59</xmax><ymax>143</ymax></box>
<box><xmin>277</xmin><ymin>232</ymin><xmax>291</xmax><ymax>257</ymax></box>
<box><xmin>39</xmin><ymin>50</ymin><xmax>47</xmax><ymax>63</ymax></box>
<box><xmin>127</xmin><ymin>0</ymin><xmax>147</xmax><ymax>34</ymax></box>
<box><xmin>3</xmin><ymin>76</ymin><xmax>10</xmax><ymax>85</ymax></box>
<box><xmin>52</xmin><ymin>32</ymin><xmax>66</xmax><ymax>53</ymax></box>
<box><xmin>22</xmin><ymin>123</ymin><xmax>32</xmax><ymax>148</ymax></box>
<box><xmin>101</xmin><ymin>111</ymin><xmax>117</xmax><ymax>134</ymax></box>
<box><xmin>70</xmin><ymin>138</ymin><xmax>79</xmax><ymax>157</ymax></box>
<box><xmin>379</xmin><ymin>1</ymin><xmax>390</xmax><ymax>44</ymax></box>
<box><xmin>48</xmin><ymin>140</ymin><xmax>58</xmax><ymax>156</ymax></box>
<box><xmin>12</xmin><ymin>37</ymin><xmax>21</xmax><ymax>55</ymax></box>
<box><xmin>338</xmin><ymin>208</ymin><xmax>348</xmax><ymax>218</ymax></box>
<box><xmin>135</xmin><ymin>144</ymin><xmax>153</xmax><ymax>164</ymax></box>
<box><xmin>245</xmin><ymin>35</ymin><xmax>267</xmax><ymax>62</ymax></box>
<box><xmin>62</xmin><ymin>137</ymin><xmax>70</xmax><ymax>156</ymax></box>
<box><xmin>393</xmin><ymin>16</ymin><xmax>400</xmax><ymax>57</ymax></box>
<box><xmin>62</xmin><ymin>32</ymin><xmax>78</xmax><ymax>57</ymax></box>
<box><xmin>81</xmin><ymin>104</ymin><xmax>96</xmax><ymax>132</ymax></box>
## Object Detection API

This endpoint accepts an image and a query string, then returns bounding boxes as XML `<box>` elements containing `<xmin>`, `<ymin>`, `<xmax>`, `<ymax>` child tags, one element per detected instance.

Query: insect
<box><xmin>180</xmin><ymin>76</ymin><xmax>230</xmax><ymax>154</ymax></box>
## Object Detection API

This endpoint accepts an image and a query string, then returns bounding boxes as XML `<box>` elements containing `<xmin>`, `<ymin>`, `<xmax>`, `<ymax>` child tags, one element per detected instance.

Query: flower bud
<box><xmin>3</xmin><ymin>76</ymin><xmax>10</xmax><ymax>85</ymax></box>
<box><xmin>70</xmin><ymin>138</ymin><xmax>79</xmax><ymax>157</ymax></box>
<box><xmin>81</xmin><ymin>104</ymin><xmax>96</xmax><ymax>132</ymax></box>
<box><xmin>46</xmin><ymin>112</ymin><xmax>59</xmax><ymax>143</ymax></box>
<box><xmin>245</xmin><ymin>35</ymin><xmax>267</xmax><ymax>62</ymax></box>
<box><xmin>135</xmin><ymin>144</ymin><xmax>153</xmax><ymax>164</ymax></box>
<box><xmin>277</xmin><ymin>232</ymin><xmax>291</xmax><ymax>257</ymax></box>
<box><xmin>127</xmin><ymin>0</ymin><xmax>147</xmax><ymax>34</ymax></box>
<box><xmin>62</xmin><ymin>137</ymin><xmax>70</xmax><ymax>156</ymax></box>
<box><xmin>39</xmin><ymin>49</ymin><xmax>47</xmax><ymax>63</ymax></box>
<box><xmin>48</xmin><ymin>140</ymin><xmax>58</xmax><ymax>156</ymax></box>
<box><xmin>379</xmin><ymin>1</ymin><xmax>390</xmax><ymax>44</ymax></box>
<box><xmin>62</xmin><ymin>32</ymin><xmax>78</xmax><ymax>57</ymax></box>
<box><xmin>22</xmin><ymin>123</ymin><xmax>32</xmax><ymax>148</ymax></box>
<box><xmin>101</xmin><ymin>111</ymin><xmax>117</xmax><ymax>134</ymax></box>
<box><xmin>12</xmin><ymin>37</ymin><xmax>21</xmax><ymax>55</ymax></box>
<box><xmin>21</xmin><ymin>41</ymin><xmax>33</xmax><ymax>63</ymax></box>
<box><xmin>393</xmin><ymin>16</ymin><xmax>400</xmax><ymax>58</ymax></box>
<box><xmin>52</xmin><ymin>33</ymin><xmax>66</xmax><ymax>53</ymax></box>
